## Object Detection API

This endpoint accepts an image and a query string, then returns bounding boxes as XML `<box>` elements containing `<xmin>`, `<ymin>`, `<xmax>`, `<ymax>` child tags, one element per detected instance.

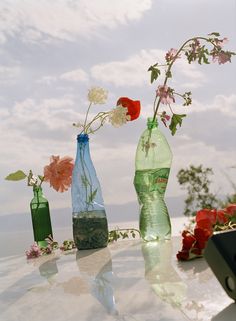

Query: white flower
<box><xmin>29</xmin><ymin>175</ymin><xmax>39</xmax><ymax>186</ymax></box>
<box><xmin>88</xmin><ymin>87</ymin><xmax>108</xmax><ymax>104</ymax></box>
<box><xmin>108</xmin><ymin>105</ymin><xmax>131</xmax><ymax>127</ymax></box>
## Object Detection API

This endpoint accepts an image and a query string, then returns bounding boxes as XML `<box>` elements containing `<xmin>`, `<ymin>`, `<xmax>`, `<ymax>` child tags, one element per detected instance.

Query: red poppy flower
<box><xmin>225</xmin><ymin>204</ymin><xmax>236</xmax><ymax>216</ymax></box>
<box><xmin>216</xmin><ymin>209</ymin><xmax>229</xmax><ymax>224</ymax></box>
<box><xmin>176</xmin><ymin>249</ymin><xmax>190</xmax><ymax>261</ymax></box>
<box><xmin>117</xmin><ymin>97</ymin><xmax>141</xmax><ymax>121</ymax></box>
<box><xmin>194</xmin><ymin>227</ymin><xmax>211</xmax><ymax>249</ymax></box>
<box><xmin>182</xmin><ymin>230</ymin><xmax>196</xmax><ymax>250</ymax></box>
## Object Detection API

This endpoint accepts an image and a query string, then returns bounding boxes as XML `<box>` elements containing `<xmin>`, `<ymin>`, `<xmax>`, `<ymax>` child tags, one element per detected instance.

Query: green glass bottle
<box><xmin>30</xmin><ymin>186</ymin><xmax>53</xmax><ymax>247</ymax></box>
<box><xmin>134</xmin><ymin>118</ymin><xmax>172</xmax><ymax>241</ymax></box>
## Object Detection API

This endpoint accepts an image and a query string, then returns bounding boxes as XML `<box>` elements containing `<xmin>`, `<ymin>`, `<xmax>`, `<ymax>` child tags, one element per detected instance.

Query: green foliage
<box><xmin>177</xmin><ymin>165</ymin><xmax>219</xmax><ymax>216</ymax></box>
<box><xmin>169</xmin><ymin>114</ymin><xmax>186</xmax><ymax>135</ymax></box>
<box><xmin>5</xmin><ymin>170</ymin><xmax>27</xmax><ymax>181</ymax></box>
<box><xmin>148</xmin><ymin>64</ymin><xmax>161</xmax><ymax>83</ymax></box>
<box><xmin>108</xmin><ymin>228</ymin><xmax>140</xmax><ymax>243</ymax></box>
<box><xmin>88</xmin><ymin>188</ymin><xmax>98</xmax><ymax>203</ymax></box>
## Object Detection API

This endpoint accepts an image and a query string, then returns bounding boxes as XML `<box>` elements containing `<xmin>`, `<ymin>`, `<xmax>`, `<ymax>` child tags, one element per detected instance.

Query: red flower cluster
<box><xmin>177</xmin><ymin>204</ymin><xmax>236</xmax><ymax>261</ymax></box>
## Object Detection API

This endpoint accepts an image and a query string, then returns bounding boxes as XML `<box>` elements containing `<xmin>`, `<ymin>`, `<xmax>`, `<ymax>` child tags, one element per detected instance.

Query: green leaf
<box><xmin>148</xmin><ymin>65</ymin><xmax>161</xmax><ymax>83</ymax></box>
<box><xmin>169</xmin><ymin>114</ymin><xmax>186</xmax><ymax>136</ymax></box>
<box><xmin>208</xmin><ymin>32</ymin><xmax>220</xmax><ymax>37</ymax></box>
<box><xmin>81</xmin><ymin>175</ymin><xmax>89</xmax><ymax>187</ymax></box>
<box><xmin>5</xmin><ymin>170</ymin><xmax>27</xmax><ymax>181</ymax></box>
<box><xmin>88</xmin><ymin>188</ymin><xmax>98</xmax><ymax>203</ymax></box>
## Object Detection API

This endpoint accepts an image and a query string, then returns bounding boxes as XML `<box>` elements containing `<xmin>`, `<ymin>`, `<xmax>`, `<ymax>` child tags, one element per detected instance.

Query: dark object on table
<box><xmin>204</xmin><ymin>229</ymin><xmax>236</xmax><ymax>301</ymax></box>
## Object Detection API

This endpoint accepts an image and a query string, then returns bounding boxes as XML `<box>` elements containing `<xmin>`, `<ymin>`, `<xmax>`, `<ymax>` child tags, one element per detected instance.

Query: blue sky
<box><xmin>1</xmin><ymin>0</ymin><xmax>236</xmax><ymax>215</ymax></box>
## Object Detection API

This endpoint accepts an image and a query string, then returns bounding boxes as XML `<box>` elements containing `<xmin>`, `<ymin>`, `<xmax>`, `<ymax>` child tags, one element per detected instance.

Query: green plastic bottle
<box><xmin>134</xmin><ymin>117</ymin><xmax>172</xmax><ymax>241</ymax></box>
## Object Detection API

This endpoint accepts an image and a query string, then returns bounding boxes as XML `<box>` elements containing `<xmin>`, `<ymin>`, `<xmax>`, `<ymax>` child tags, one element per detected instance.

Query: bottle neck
<box><xmin>33</xmin><ymin>186</ymin><xmax>43</xmax><ymax>197</ymax></box>
<box><xmin>76</xmin><ymin>134</ymin><xmax>91</xmax><ymax>162</ymax></box>
<box><xmin>147</xmin><ymin>117</ymin><xmax>158</xmax><ymax>130</ymax></box>
<box><xmin>77</xmin><ymin>134</ymin><xmax>89</xmax><ymax>143</ymax></box>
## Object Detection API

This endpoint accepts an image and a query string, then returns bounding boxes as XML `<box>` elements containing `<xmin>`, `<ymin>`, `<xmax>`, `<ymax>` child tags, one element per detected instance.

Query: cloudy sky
<box><xmin>1</xmin><ymin>0</ymin><xmax>236</xmax><ymax>216</ymax></box>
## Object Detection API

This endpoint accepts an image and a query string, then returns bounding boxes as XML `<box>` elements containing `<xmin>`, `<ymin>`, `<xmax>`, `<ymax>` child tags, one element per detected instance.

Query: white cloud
<box><xmin>0</xmin><ymin>65</ymin><xmax>21</xmax><ymax>84</ymax></box>
<box><xmin>91</xmin><ymin>49</ymin><xmax>206</xmax><ymax>88</ymax></box>
<box><xmin>37</xmin><ymin>75</ymin><xmax>57</xmax><ymax>85</ymax></box>
<box><xmin>60</xmin><ymin>68</ymin><xmax>89</xmax><ymax>82</ymax></box>
<box><xmin>0</xmin><ymin>0</ymin><xmax>152</xmax><ymax>43</ymax></box>
<box><xmin>188</xmin><ymin>94</ymin><xmax>236</xmax><ymax>117</ymax></box>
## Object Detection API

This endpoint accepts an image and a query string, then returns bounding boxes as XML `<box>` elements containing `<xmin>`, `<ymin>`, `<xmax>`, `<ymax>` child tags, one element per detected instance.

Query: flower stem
<box><xmin>83</xmin><ymin>102</ymin><xmax>92</xmax><ymax>133</ymax></box>
<box><xmin>152</xmin><ymin>35</ymin><xmax>216</xmax><ymax>121</ymax></box>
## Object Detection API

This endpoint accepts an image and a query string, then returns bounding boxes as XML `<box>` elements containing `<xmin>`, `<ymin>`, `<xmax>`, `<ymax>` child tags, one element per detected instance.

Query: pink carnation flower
<box><xmin>156</xmin><ymin>85</ymin><xmax>175</xmax><ymax>105</ymax></box>
<box><xmin>44</xmin><ymin>155</ymin><xmax>74</xmax><ymax>193</ymax></box>
<box><xmin>215</xmin><ymin>37</ymin><xmax>228</xmax><ymax>48</ymax></box>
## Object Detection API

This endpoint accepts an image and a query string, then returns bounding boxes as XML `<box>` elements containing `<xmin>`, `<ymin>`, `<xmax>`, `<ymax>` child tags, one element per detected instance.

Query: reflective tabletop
<box><xmin>0</xmin><ymin>237</ymin><xmax>235</xmax><ymax>321</ymax></box>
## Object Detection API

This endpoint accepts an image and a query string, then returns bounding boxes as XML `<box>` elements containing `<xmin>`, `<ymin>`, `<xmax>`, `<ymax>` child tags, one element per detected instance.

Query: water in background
<box><xmin>0</xmin><ymin>197</ymin><xmax>186</xmax><ymax>258</ymax></box>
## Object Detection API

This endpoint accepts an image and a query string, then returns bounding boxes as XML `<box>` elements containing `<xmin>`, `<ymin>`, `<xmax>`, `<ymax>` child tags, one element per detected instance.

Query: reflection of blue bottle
<box><xmin>71</xmin><ymin>134</ymin><xmax>108</xmax><ymax>250</ymax></box>
<box><xmin>76</xmin><ymin>248</ymin><xmax>118</xmax><ymax>315</ymax></box>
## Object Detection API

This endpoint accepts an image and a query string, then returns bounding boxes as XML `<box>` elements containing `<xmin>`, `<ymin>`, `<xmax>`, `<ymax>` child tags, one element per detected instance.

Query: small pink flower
<box><xmin>191</xmin><ymin>39</ymin><xmax>201</xmax><ymax>53</ymax></box>
<box><xmin>165</xmin><ymin>48</ymin><xmax>180</xmax><ymax>62</ymax></box>
<box><xmin>25</xmin><ymin>243</ymin><xmax>42</xmax><ymax>259</ymax></box>
<box><xmin>160</xmin><ymin>111</ymin><xmax>171</xmax><ymax>127</ymax></box>
<box><xmin>215</xmin><ymin>37</ymin><xmax>228</xmax><ymax>48</ymax></box>
<box><xmin>212</xmin><ymin>51</ymin><xmax>231</xmax><ymax>64</ymax></box>
<box><xmin>156</xmin><ymin>85</ymin><xmax>175</xmax><ymax>105</ymax></box>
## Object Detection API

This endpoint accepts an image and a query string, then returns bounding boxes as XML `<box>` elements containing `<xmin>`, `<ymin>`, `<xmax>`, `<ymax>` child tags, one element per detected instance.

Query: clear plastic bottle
<box><xmin>71</xmin><ymin>134</ymin><xmax>108</xmax><ymax>250</ymax></box>
<box><xmin>134</xmin><ymin>118</ymin><xmax>172</xmax><ymax>241</ymax></box>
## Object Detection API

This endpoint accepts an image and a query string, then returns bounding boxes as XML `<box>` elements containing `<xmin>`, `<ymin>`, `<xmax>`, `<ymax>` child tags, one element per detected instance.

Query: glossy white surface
<box><xmin>0</xmin><ymin>238</ymin><xmax>235</xmax><ymax>321</ymax></box>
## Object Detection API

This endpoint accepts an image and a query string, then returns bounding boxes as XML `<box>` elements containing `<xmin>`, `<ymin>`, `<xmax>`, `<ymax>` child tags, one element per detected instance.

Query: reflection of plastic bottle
<box><xmin>76</xmin><ymin>248</ymin><xmax>118</xmax><ymax>315</ymax></box>
<box><xmin>134</xmin><ymin>118</ymin><xmax>172</xmax><ymax>241</ymax></box>
<box><xmin>142</xmin><ymin>241</ymin><xmax>186</xmax><ymax>308</ymax></box>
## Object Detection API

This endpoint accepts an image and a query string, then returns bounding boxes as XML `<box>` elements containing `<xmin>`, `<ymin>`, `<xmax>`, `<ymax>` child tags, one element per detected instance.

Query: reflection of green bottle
<box><xmin>134</xmin><ymin>118</ymin><xmax>172</xmax><ymax>241</ymax></box>
<box><xmin>30</xmin><ymin>186</ymin><xmax>53</xmax><ymax>247</ymax></box>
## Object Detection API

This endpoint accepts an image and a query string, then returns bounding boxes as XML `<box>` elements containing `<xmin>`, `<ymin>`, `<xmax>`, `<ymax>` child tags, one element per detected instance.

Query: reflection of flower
<box><xmin>177</xmin><ymin>204</ymin><xmax>236</xmax><ymax>261</ymax></box>
<box><xmin>148</xmin><ymin>32</ymin><xmax>235</xmax><ymax>134</ymax></box>
<box><xmin>44</xmin><ymin>156</ymin><xmax>74</xmax><ymax>192</ymax></box>
<box><xmin>73</xmin><ymin>87</ymin><xmax>141</xmax><ymax>134</ymax></box>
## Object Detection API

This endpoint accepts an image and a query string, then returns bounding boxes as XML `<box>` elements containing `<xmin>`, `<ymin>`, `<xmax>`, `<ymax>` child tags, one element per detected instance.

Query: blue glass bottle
<box><xmin>71</xmin><ymin>134</ymin><xmax>108</xmax><ymax>250</ymax></box>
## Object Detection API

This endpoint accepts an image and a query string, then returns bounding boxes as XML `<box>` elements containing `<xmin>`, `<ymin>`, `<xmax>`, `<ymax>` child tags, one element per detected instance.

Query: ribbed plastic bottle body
<box><xmin>134</xmin><ymin>120</ymin><xmax>172</xmax><ymax>241</ymax></box>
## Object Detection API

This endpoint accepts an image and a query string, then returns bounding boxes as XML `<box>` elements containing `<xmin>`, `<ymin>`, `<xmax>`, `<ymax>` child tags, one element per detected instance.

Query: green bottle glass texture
<box><xmin>134</xmin><ymin>118</ymin><xmax>172</xmax><ymax>241</ymax></box>
<box><xmin>30</xmin><ymin>186</ymin><xmax>53</xmax><ymax>247</ymax></box>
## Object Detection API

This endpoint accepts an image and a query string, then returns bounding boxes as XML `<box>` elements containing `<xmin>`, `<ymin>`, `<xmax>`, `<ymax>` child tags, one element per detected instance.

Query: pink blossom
<box><xmin>215</xmin><ymin>37</ymin><xmax>228</xmax><ymax>48</ymax></box>
<box><xmin>25</xmin><ymin>243</ymin><xmax>42</xmax><ymax>259</ymax></box>
<box><xmin>165</xmin><ymin>48</ymin><xmax>180</xmax><ymax>62</ymax></box>
<box><xmin>212</xmin><ymin>51</ymin><xmax>231</xmax><ymax>64</ymax></box>
<box><xmin>44</xmin><ymin>155</ymin><xmax>74</xmax><ymax>193</ymax></box>
<box><xmin>156</xmin><ymin>85</ymin><xmax>175</xmax><ymax>105</ymax></box>
<box><xmin>160</xmin><ymin>112</ymin><xmax>171</xmax><ymax>127</ymax></box>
